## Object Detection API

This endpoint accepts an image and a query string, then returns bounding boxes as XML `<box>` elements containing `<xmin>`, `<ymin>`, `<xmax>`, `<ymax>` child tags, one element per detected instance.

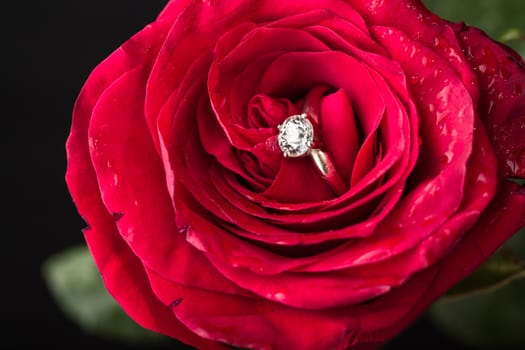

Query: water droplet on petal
<box><xmin>88</xmin><ymin>137</ymin><xmax>100</xmax><ymax>152</ymax></box>
<box><xmin>125</xmin><ymin>227</ymin><xmax>135</xmax><ymax>242</ymax></box>
<box><xmin>367</xmin><ymin>0</ymin><xmax>385</xmax><ymax>14</ymax></box>
<box><xmin>477</xmin><ymin>173</ymin><xmax>488</xmax><ymax>184</ymax></box>
<box><xmin>506</xmin><ymin>159</ymin><xmax>522</xmax><ymax>176</ymax></box>
<box><xmin>441</xmin><ymin>152</ymin><xmax>452</xmax><ymax>166</ymax></box>
<box><xmin>171</xmin><ymin>298</ymin><xmax>183</xmax><ymax>307</ymax></box>
<box><xmin>440</xmin><ymin>123</ymin><xmax>448</xmax><ymax>136</ymax></box>
<box><xmin>487</xmin><ymin>100</ymin><xmax>495</xmax><ymax>115</ymax></box>
<box><xmin>409</xmin><ymin>46</ymin><xmax>417</xmax><ymax>58</ymax></box>
<box><xmin>178</xmin><ymin>225</ymin><xmax>190</xmax><ymax>235</ymax></box>
<box><xmin>194</xmin><ymin>328</ymin><xmax>210</xmax><ymax>339</ymax></box>
<box><xmin>435</xmin><ymin>111</ymin><xmax>445</xmax><ymax>124</ymax></box>
<box><xmin>274</xmin><ymin>292</ymin><xmax>286</xmax><ymax>301</ymax></box>
<box><xmin>112</xmin><ymin>212</ymin><xmax>124</xmax><ymax>221</ymax></box>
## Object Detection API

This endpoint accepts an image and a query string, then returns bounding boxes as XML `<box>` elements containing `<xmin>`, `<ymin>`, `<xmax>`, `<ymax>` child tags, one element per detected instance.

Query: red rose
<box><xmin>65</xmin><ymin>0</ymin><xmax>525</xmax><ymax>349</ymax></box>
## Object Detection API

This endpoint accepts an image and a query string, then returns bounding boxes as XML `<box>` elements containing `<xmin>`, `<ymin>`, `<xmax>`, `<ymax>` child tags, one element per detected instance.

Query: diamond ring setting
<box><xmin>277</xmin><ymin>113</ymin><xmax>347</xmax><ymax>195</ymax></box>
<box><xmin>277</xmin><ymin>113</ymin><xmax>314</xmax><ymax>158</ymax></box>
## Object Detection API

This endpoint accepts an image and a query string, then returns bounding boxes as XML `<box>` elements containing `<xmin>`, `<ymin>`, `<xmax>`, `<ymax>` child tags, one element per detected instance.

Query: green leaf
<box><xmin>429</xmin><ymin>228</ymin><xmax>525</xmax><ymax>348</ymax></box>
<box><xmin>507</xmin><ymin>177</ymin><xmax>525</xmax><ymax>187</ymax></box>
<box><xmin>430</xmin><ymin>278</ymin><xmax>525</xmax><ymax>349</ymax></box>
<box><xmin>499</xmin><ymin>28</ymin><xmax>525</xmax><ymax>44</ymax></box>
<box><xmin>443</xmin><ymin>228</ymin><xmax>525</xmax><ymax>300</ymax></box>
<box><xmin>507</xmin><ymin>225</ymin><xmax>525</xmax><ymax>258</ymax></box>
<box><xmin>42</xmin><ymin>245</ymin><xmax>168</xmax><ymax>344</ymax></box>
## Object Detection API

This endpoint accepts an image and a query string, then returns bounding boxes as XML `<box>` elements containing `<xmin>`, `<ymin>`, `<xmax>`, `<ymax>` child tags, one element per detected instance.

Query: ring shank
<box><xmin>310</xmin><ymin>148</ymin><xmax>348</xmax><ymax>195</ymax></box>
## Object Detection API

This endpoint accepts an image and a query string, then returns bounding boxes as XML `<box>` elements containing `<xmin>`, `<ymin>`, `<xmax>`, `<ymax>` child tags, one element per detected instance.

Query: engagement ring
<box><xmin>278</xmin><ymin>113</ymin><xmax>347</xmax><ymax>195</ymax></box>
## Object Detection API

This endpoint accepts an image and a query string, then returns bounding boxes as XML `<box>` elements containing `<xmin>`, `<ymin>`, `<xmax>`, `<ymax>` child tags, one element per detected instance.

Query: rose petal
<box><xmin>65</xmin><ymin>23</ymin><xmax>220</xmax><ymax>348</ymax></box>
<box><xmin>263</xmin><ymin>157</ymin><xmax>336</xmax><ymax>202</ymax></box>
<box><xmin>258</xmin><ymin>51</ymin><xmax>385</xmax><ymax>134</ymax></box>
<box><xmin>356</xmin><ymin>180</ymin><xmax>524</xmax><ymax>347</ymax></box>
<box><xmin>247</xmin><ymin>94</ymin><xmax>299</xmax><ymax>128</ymax></box>
<box><xmin>320</xmin><ymin>88</ymin><xmax>359</xmax><ymax>180</ymax></box>
<box><xmin>210</xmin><ymin>26</ymin><xmax>330</xmax><ymax>150</ymax></box>
<box><xmin>146</xmin><ymin>0</ymin><xmax>234</xmax><ymax>147</ymax></box>
<box><xmin>84</xmin><ymin>223</ymin><xmax>222</xmax><ymax>349</ymax></box>
<box><xmin>89</xmin><ymin>66</ymin><xmax>253</xmax><ymax>302</ymax></box>
<box><xmin>457</xmin><ymin>25</ymin><xmax>525</xmax><ymax>179</ymax></box>
<box><xmin>146</xmin><ymin>266</ymin><xmax>354</xmax><ymax>350</ymax></box>
<box><xmin>196</xmin><ymin>95</ymin><xmax>271</xmax><ymax>191</ymax></box>
<box><xmin>66</xmin><ymin>19</ymin><xmax>169</xmax><ymax>224</ymax></box>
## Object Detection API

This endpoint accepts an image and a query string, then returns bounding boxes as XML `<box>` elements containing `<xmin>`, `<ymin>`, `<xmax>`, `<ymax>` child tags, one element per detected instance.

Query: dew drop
<box><xmin>406</xmin><ymin>2</ymin><xmax>416</xmax><ymax>9</ymax></box>
<box><xmin>367</xmin><ymin>0</ymin><xmax>385</xmax><ymax>14</ymax></box>
<box><xmin>506</xmin><ymin>159</ymin><xmax>519</xmax><ymax>174</ymax></box>
<box><xmin>274</xmin><ymin>292</ymin><xmax>286</xmax><ymax>301</ymax></box>
<box><xmin>441</xmin><ymin>153</ymin><xmax>452</xmax><ymax>166</ymax></box>
<box><xmin>440</xmin><ymin>123</ymin><xmax>448</xmax><ymax>136</ymax></box>
<box><xmin>171</xmin><ymin>298</ymin><xmax>183</xmax><ymax>307</ymax></box>
<box><xmin>409</xmin><ymin>46</ymin><xmax>417</xmax><ymax>58</ymax></box>
<box><xmin>112</xmin><ymin>212</ymin><xmax>124</xmax><ymax>221</ymax></box>
<box><xmin>447</xmin><ymin>48</ymin><xmax>462</xmax><ymax>62</ymax></box>
<box><xmin>178</xmin><ymin>224</ymin><xmax>190</xmax><ymax>235</ymax></box>
<box><xmin>477</xmin><ymin>173</ymin><xmax>488</xmax><ymax>184</ymax></box>
<box><xmin>88</xmin><ymin>137</ymin><xmax>99</xmax><ymax>152</ymax></box>
<box><xmin>265</xmin><ymin>135</ymin><xmax>280</xmax><ymax>153</ymax></box>
<box><xmin>126</xmin><ymin>227</ymin><xmax>135</xmax><ymax>242</ymax></box>
<box><xmin>194</xmin><ymin>328</ymin><xmax>210</xmax><ymax>339</ymax></box>
<box><xmin>435</xmin><ymin>111</ymin><xmax>445</xmax><ymax>124</ymax></box>
<box><xmin>487</xmin><ymin>100</ymin><xmax>495</xmax><ymax>115</ymax></box>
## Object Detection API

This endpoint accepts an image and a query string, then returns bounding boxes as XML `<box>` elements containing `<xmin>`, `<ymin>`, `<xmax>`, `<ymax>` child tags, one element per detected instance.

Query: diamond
<box><xmin>278</xmin><ymin>113</ymin><xmax>314</xmax><ymax>157</ymax></box>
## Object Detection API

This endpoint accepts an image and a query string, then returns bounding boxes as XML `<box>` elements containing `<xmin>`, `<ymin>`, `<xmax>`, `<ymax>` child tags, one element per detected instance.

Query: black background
<box><xmin>4</xmin><ymin>1</ymin><xmax>479</xmax><ymax>349</ymax></box>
